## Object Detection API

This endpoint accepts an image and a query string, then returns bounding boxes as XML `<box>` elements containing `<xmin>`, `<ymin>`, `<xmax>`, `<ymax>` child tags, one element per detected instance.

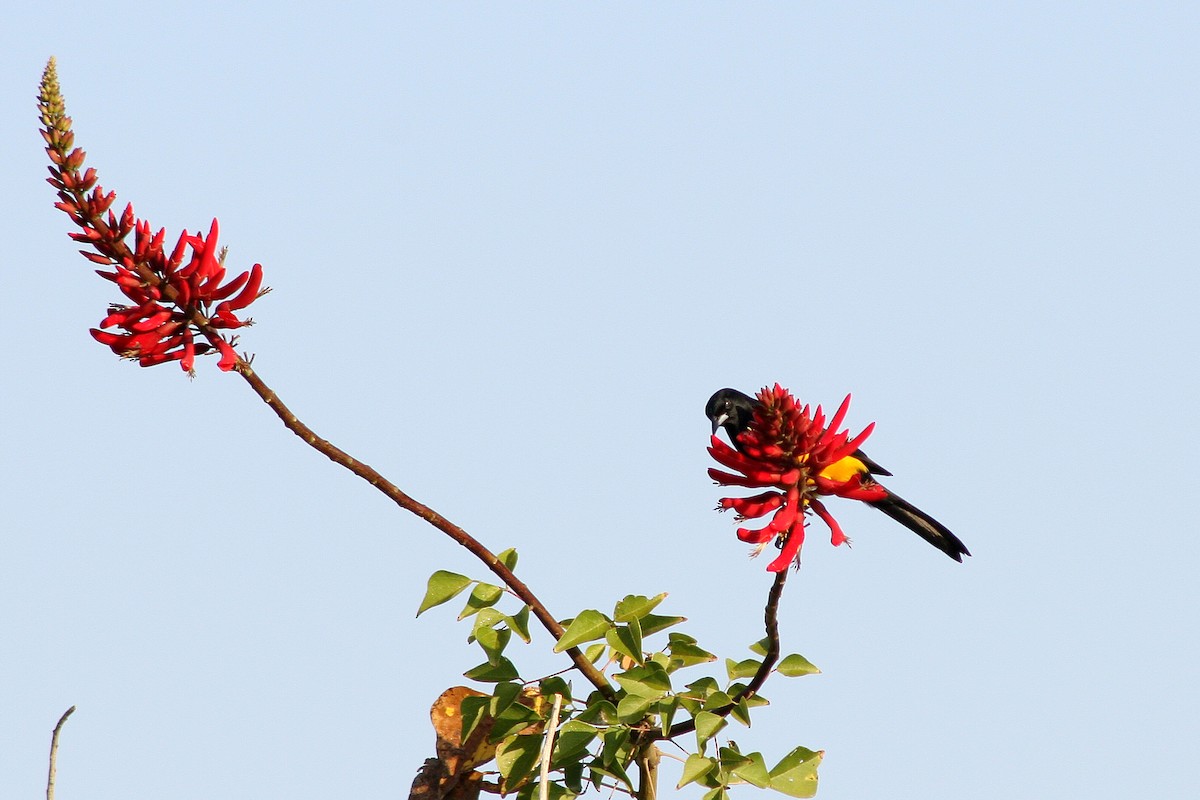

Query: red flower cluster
<box><xmin>38</xmin><ymin>58</ymin><xmax>265</xmax><ymax>375</ymax></box>
<box><xmin>89</xmin><ymin>218</ymin><xmax>262</xmax><ymax>372</ymax></box>
<box><xmin>708</xmin><ymin>384</ymin><xmax>887</xmax><ymax>572</ymax></box>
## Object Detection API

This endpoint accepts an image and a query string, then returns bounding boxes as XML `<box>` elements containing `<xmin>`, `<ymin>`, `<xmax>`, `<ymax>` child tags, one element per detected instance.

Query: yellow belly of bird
<box><xmin>818</xmin><ymin>456</ymin><xmax>869</xmax><ymax>484</ymax></box>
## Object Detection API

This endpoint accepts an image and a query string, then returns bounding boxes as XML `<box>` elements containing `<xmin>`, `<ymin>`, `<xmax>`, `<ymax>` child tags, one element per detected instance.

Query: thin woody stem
<box><xmin>46</xmin><ymin>706</ymin><xmax>76</xmax><ymax>800</ymax></box>
<box><xmin>235</xmin><ymin>363</ymin><xmax>617</xmax><ymax>700</ymax></box>
<box><xmin>38</xmin><ymin>60</ymin><xmax>615</xmax><ymax>699</ymax></box>
<box><xmin>656</xmin><ymin>569</ymin><xmax>787</xmax><ymax>740</ymax></box>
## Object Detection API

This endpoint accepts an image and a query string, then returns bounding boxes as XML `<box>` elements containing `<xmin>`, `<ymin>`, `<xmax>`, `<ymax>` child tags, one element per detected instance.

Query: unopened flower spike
<box><xmin>705</xmin><ymin>385</ymin><xmax>971</xmax><ymax>571</ymax></box>
<box><xmin>38</xmin><ymin>58</ymin><xmax>268</xmax><ymax>376</ymax></box>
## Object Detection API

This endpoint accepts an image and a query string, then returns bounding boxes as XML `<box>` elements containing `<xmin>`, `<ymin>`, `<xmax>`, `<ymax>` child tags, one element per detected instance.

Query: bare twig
<box><xmin>47</xmin><ymin>706</ymin><xmax>76</xmax><ymax>800</ymax></box>
<box><xmin>235</xmin><ymin>364</ymin><xmax>617</xmax><ymax>700</ymax></box>
<box><xmin>538</xmin><ymin>694</ymin><xmax>564</xmax><ymax>800</ymax></box>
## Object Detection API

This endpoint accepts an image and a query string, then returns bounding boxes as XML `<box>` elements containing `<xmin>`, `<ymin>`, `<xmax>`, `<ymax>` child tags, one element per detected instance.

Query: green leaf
<box><xmin>562</xmin><ymin>761</ymin><xmax>585</xmax><ymax>793</ymax></box>
<box><xmin>464</xmin><ymin>656</ymin><xmax>520</xmax><ymax>683</ymax></box>
<box><xmin>540</xmin><ymin>676</ymin><xmax>571</xmax><ymax>702</ymax></box>
<box><xmin>729</xmin><ymin>751</ymin><xmax>771</xmax><ymax>788</ymax></box>
<box><xmin>744</xmin><ymin>692</ymin><xmax>770</xmax><ymax>708</ymax></box>
<box><xmin>554</xmin><ymin>720</ymin><xmax>598</xmax><ymax>761</ymax></box>
<box><xmin>508</xmin><ymin>605</ymin><xmax>532</xmax><ymax>643</ymax></box>
<box><xmin>677</xmin><ymin>753</ymin><xmax>717</xmax><ymax>789</ymax></box>
<box><xmin>613</xmin><ymin>663</ymin><xmax>671</xmax><ymax>699</ymax></box>
<box><xmin>616</xmin><ymin>693</ymin><xmax>656</xmax><ymax>722</ymax></box>
<box><xmin>685</xmin><ymin>676</ymin><xmax>720</xmax><ymax>697</ymax></box>
<box><xmin>460</xmin><ymin>694</ymin><xmax>490</xmax><ymax>743</ymax></box>
<box><xmin>472</xmin><ymin>607</ymin><xmax>505</xmax><ymax>633</ymax></box>
<box><xmin>458</xmin><ymin>582</ymin><xmax>504</xmax><ymax>620</ymax></box>
<box><xmin>496</xmin><ymin>733</ymin><xmax>543</xmax><ymax>788</ymax></box>
<box><xmin>729</xmin><ymin>697</ymin><xmax>752</xmax><ymax>727</ymax></box>
<box><xmin>769</xmin><ymin>746</ymin><xmax>823</xmax><ymax>799</ymax></box>
<box><xmin>490</xmin><ymin>682</ymin><xmax>523</xmax><ymax>717</ymax></box>
<box><xmin>613</xmin><ymin>593</ymin><xmax>667</xmax><ymax>622</ymax></box>
<box><xmin>656</xmin><ymin>696</ymin><xmax>679</xmax><ymax>735</ymax></box>
<box><xmin>701</xmin><ymin>786</ymin><xmax>729</xmax><ymax>800</ymax></box>
<box><xmin>416</xmin><ymin>570</ymin><xmax>472</xmax><ymax>616</ymax></box>
<box><xmin>583</xmin><ymin>642</ymin><xmax>607</xmax><ymax>663</ymax></box>
<box><xmin>554</xmin><ymin>610</ymin><xmax>613</xmax><ymax>653</ymax></box>
<box><xmin>605</xmin><ymin>618</ymin><xmax>644</xmax><ymax>665</ymax></box>
<box><xmin>490</xmin><ymin>701</ymin><xmax>540</xmax><ymax>741</ymax></box>
<box><xmin>473</xmin><ymin>621</ymin><xmax>512</xmax><ymax>659</ymax></box>
<box><xmin>519</xmin><ymin>781</ymin><xmax>572</xmax><ymax>800</ymax></box>
<box><xmin>702</xmin><ymin>691</ymin><xmax>734</xmax><ymax>712</ymax></box>
<box><xmin>639</xmin><ymin>613</ymin><xmax>686</xmax><ymax>636</ymax></box>
<box><xmin>574</xmin><ymin>698</ymin><xmax>617</xmax><ymax>725</ymax></box>
<box><xmin>497</xmin><ymin>547</ymin><xmax>519</xmax><ymax>570</ymax></box>
<box><xmin>668</xmin><ymin>639</ymin><xmax>717</xmax><ymax>669</ymax></box>
<box><xmin>694</xmin><ymin>710</ymin><xmax>726</xmax><ymax>747</ymax></box>
<box><xmin>777</xmin><ymin>654</ymin><xmax>821</xmax><ymax>677</ymax></box>
<box><xmin>600</xmin><ymin>727</ymin><xmax>629</xmax><ymax>766</ymax></box>
<box><xmin>725</xmin><ymin>658</ymin><xmax>762</xmax><ymax>680</ymax></box>
<box><xmin>748</xmin><ymin>637</ymin><xmax>770</xmax><ymax>656</ymax></box>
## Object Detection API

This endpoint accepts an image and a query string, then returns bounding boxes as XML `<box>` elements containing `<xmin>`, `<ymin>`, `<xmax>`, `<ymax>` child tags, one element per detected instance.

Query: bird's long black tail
<box><xmin>868</xmin><ymin>490</ymin><xmax>971</xmax><ymax>562</ymax></box>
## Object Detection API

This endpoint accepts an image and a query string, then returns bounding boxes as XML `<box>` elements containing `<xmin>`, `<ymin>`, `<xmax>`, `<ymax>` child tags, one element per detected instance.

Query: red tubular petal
<box><xmin>707</xmin><ymin>437</ymin><xmax>762</xmax><ymax>473</ymax></box>
<box><xmin>708</xmin><ymin>468</ymin><xmax>772</xmax><ymax>488</ymax></box>
<box><xmin>214</xmin><ymin>338</ymin><xmax>239</xmax><ymax>371</ymax></box>
<box><xmin>726</xmin><ymin>491</ymin><xmax>784</xmax><ymax>518</ymax></box>
<box><xmin>767</xmin><ymin>528</ymin><xmax>805</xmax><ymax>572</ymax></box>
<box><xmin>833</xmin><ymin>483</ymin><xmax>888</xmax><ymax>502</ymax></box>
<box><xmin>828</xmin><ymin>422</ymin><xmax>876</xmax><ymax>464</ymax></box>
<box><xmin>138</xmin><ymin>350</ymin><xmax>185</xmax><ymax>367</ymax></box>
<box><xmin>224</xmin><ymin>263</ymin><xmax>263</xmax><ymax>310</ymax></box>
<box><xmin>168</xmin><ymin>231</ymin><xmax>189</xmax><ymax>267</ymax></box>
<box><xmin>172</xmin><ymin>276</ymin><xmax>192</xmax><ymax>308</ymax></box>
<box><xmin>736</xmin><ymin>526</ymin><xmax>775</xmax><ymax>544</ymax></box>
<box><xmin>810</xmin><ymin>500</ymin><xmax>849</xmax><ymax>547</ymax></box>
<box><xmin>208</xmin><ymin>308</ymin><xmax>243</xmax><ymax>329</ymax></box>
<box><xmin>99</xmin><ymin>310</ymin><xmax>131</xmax><ymax>329</ymax></box>
<box><xmin>129</xmin><ymin>309</ymin><xmax>173</xmax><ymax>332</ymax></box>
<box><xmin>90</xmin><ymin>329</ymin><xmax>126</xmax><ymax>346</ymax></box>
<box><xmin>180</xmin><ymin>329</ymin><xmax>195</xmax><ymax>372</ymax></box>
<box><xmin>206</xmin><ymin>269</ymin><xmax>250</xmax><ymax>302</ymax></box>
<box><xmin>768</xmin><ymin>501</ymin><xmax>798</xmax><ymax>533</ymax></box>
<box><xmin>817</xmin><ymin>394</ymin><xmax>853</xmax><ymax>449</ymax></box>
<box><xmin>197</xmin><ymin>266</ymin><xmax>227</xmax><ymax>298</ymax></box>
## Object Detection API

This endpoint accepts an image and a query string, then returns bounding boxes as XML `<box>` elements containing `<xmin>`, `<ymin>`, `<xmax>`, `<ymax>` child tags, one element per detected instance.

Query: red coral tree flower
<box><xmin>708</xmin><ymin>384</ymin><xmax>887</xmax><ymax>572</ymax></box>
<box><xmin>38</xmin><ymin>58</ymin><xmax>266</xmax><ymax>375</ymax></box>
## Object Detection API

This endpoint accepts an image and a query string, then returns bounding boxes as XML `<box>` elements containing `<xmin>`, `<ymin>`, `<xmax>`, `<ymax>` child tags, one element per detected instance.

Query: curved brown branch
<box><xmin>38</xmin><ymin>60</ymin><xmax>615</xmax><ymax>699</ymax></box>
<box><xmin>657</xmin><ymin>569</ymin><xmax>788</xmax><ymax>740</ymax></box>
<box><xmin>235</xmin><ymin>364</ymin><xmax>616</xmax><ymax>700</ymax></box>
<box><xmin>47</xmin><ymin>705</ymin><xmax>76</xmax><ymax>800</ymax></box>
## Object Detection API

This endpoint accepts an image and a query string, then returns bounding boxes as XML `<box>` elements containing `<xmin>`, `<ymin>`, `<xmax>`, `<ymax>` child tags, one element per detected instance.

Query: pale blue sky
<box><xmin>2</xmin><ymin>3</ymin><xmax>1197</xmax><ymax>799</ymax></box>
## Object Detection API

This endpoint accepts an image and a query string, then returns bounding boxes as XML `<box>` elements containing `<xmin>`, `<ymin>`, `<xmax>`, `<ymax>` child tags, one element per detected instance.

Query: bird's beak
<box><xmin>711</xmin><ymin>413</ymin><xmax>729</xmax><ymax>435</ymax></box>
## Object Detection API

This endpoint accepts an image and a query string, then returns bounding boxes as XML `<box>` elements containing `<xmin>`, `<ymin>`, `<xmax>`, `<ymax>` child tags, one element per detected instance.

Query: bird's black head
<box><xmin>705</xmin><ymin>388</ymin><xmax>758</xmax><ymax>442</ymax></box>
